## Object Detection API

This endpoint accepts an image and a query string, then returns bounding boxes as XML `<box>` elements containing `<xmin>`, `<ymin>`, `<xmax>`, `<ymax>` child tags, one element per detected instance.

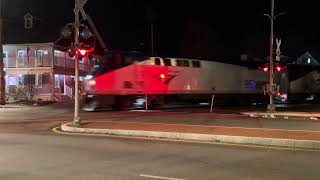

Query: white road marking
<box><xmin>140</xmin><ymin>174</ymin><xmax>185</xmax><ymax>180</ymax></box>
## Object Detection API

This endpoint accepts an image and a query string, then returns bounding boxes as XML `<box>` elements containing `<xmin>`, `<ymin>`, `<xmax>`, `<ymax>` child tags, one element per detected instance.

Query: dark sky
<box><xmin>3</xmin><ymin>0</ymin><xmax>320</xmax><ymax>60</ymax></box>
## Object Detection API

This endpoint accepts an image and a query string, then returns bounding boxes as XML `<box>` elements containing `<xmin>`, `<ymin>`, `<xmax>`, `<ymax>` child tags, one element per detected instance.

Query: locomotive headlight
<box><xmin>88</xmin><ymin>79</ymin><xmax>96</xmax><ymax>86</ymax></box>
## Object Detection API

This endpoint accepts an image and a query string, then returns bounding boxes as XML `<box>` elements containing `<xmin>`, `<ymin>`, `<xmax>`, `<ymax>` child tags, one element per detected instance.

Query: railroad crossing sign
<box><xmin>275</xmin><ymin>38</ymin><xmax>281</xmax><ymax>61</ymax></box>
<box><xmin>74</xmin><ymin>0</ymin><xmax>88</xmax><ymax>20</ymax></box>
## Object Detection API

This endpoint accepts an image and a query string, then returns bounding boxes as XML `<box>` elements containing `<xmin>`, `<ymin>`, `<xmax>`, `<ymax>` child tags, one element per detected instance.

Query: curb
<box><xmin>61</xmin><ymin>123</ymin><xmax>320</xmax><ymax>150</ymax></box>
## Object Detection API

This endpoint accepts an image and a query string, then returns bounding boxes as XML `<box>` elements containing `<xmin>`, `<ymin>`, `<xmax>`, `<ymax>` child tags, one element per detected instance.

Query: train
<box><xmin>81</xmin><ymin>51</ymin><xmax>320</xmax><ymax>111</ymax></box>
<box><xmin>81</xmin><ymin>51</ymin><xmax>273</xmax><ymax>111</ymax></box>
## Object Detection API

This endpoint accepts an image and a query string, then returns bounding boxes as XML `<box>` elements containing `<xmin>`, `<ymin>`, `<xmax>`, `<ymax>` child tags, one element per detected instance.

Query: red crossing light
<box><xmin>76</xmin><ymin>47</ymin><xmax>94</xmax><ymax>57</ymax></box>
<box><xmin>79</xmin><ymin>49</ymin><xmax>87</xmax><ymax>56</ymax></box>
<box><xmin>275</xmin><ymin>65</ymin><xmax>283</xmax><ymax>72</ymax></box>
<box><xmin>263</xmin><ymin>67</ymin><xmax>269</xmax><ymax>72</ymax></box>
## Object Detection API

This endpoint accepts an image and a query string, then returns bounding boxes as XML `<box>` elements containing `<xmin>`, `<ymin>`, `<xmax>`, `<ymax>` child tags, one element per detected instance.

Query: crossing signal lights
<box><xmin>67</xmin><ymin>44</ymin><xmax>94</xmax><ymax>60</ymax></box>
<box><xmin>76</xmin><ymin>47</ymin><xmax>94</xmax><ymax>58</ymax></box>
<box><xmin>259</xmin><ymin>63</ymin><xmax>285</xmax><ymax>73</ymax></box>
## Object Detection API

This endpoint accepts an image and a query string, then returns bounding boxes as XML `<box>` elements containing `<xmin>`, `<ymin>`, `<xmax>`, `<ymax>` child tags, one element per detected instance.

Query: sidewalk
<box><xmin>242</xmin><ymin>111</ymin><xmax>320</xmax><ymax>119</ymax></box>
<box><xmin>61</xmin><ymin>118</ymin><xmax>320</xmax><ymax>150</ymax></box>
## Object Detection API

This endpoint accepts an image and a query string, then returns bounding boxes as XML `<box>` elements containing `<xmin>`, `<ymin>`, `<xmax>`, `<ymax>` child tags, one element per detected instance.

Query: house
<box><xmin>3</xmin><ymin>43</ymin><xmax>103</xmax><ymax>102</ymax></box>
<box><xmin>1</xmin><ymin>1</ymin><xmax>107</xmax><ymax>102</ymax></box>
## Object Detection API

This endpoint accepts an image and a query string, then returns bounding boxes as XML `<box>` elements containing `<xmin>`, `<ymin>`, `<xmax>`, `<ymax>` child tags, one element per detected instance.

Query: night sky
<box><xmin>3</xmin><ymin>0</ymin><xmax>320</xmax><ymax>60</ymax></box>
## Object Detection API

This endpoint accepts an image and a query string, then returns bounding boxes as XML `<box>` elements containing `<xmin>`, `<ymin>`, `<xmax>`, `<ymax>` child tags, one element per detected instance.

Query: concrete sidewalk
<box><xmin>242</xmin><ymin>111</ymin><xmax>320</xmax><ymax>119</ymax></box>
<box><xmin>61</xmin><ymin>120</ymin><xmax>320</xmax><ymax>150</ymax></box>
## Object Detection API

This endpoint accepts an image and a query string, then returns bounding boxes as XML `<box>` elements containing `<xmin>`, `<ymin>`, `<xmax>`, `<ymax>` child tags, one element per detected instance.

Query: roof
<box><xmin>293</xmin><ymin>52</ymin><xmax>320</xmax><ymax>65</ymax></box>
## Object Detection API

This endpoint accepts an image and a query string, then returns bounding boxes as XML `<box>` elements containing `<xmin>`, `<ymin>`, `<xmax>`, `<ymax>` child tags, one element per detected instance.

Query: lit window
<box><xmin>36</xmin><ymin>50</ymin><xmax>43</xmax><ymax>66</ymax></box>
<box><xmin>8</xmin><ymin>77</ymin><xmax>17</xmax><ymax>85</ymax></box>
<box><xmin>17</xmin><ymin>50</ymin><xmax>25</xmax><ymax>65</ymax></box>
<box><xmin>54</xmin><ymin>74</ymin><xmax>60</xmax><ymax>88</ymax></box>
<box><xmin>54</xmin><ymin>50</ymin><xmax>60</xmax><ymax>57</ymax></box>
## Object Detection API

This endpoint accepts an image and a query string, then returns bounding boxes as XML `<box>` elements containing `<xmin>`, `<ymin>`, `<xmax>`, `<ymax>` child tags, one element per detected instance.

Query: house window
<box><xmin>3</xmin><ymin>52</ymin><xmax>7</xmax><ymax>67</ymax></box>
<box><xmin>36</xmin><ymin>50</ymin><xmax>43</xmax><ymax>66</ymax></box>
<box><xmin>17</xmin><ymin>50</ymin><xmax>25</xmax><ymax>65</ymax></box>
<box><xmin>24</xmin><ymin>13</ymin><xmax>33</xmax><ymax>29</ymax></box>
<box><xmin>54</xmin><ymin>50</ymin><xmax>60</xmax><ymax>57</ymax></box>
<box><xmin>23</xmin><ymin>75</ymin><xmax>35</xmax><ymax>85</ymax></box>
<box><xmin>36</xmin><ymin>74</ymin><xmax>42</xmax><ymax>87</ymax></box>
<box><xmin>8</xmin><ymin>77</ymin><xmax>17</xmax><ymax>85</ymax></box>
<box><xmin>18</xmin><ymin>76</ymin><xmax>23</xmax><ymax>86</ymax></box>
<box><xmin>54</xmin><ymin>74</ymin><xmax>60</xmax><ymax>88</ymax></box>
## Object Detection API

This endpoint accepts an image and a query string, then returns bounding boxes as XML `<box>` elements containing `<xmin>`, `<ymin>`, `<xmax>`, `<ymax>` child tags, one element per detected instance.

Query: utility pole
<box><xmin>264</xmin><ymin>0</ymin><xmax>285</xmax><ymax>112</ymax></box>
<box><xmin>0</xmin><ymin>0</ymin><xmax>5</xmax><ymax>105</ymax></box>
<box><xmin>73</xmin><ymin>0</ymin><xmax>81</xmax><ymax>125</ymax></box>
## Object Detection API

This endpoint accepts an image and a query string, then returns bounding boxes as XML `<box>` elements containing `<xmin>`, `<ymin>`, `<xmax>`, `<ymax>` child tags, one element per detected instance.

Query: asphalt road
<box><xmin>0</xmin><ymin>105</ymin><xmax>319</xmax><ymax>179</ymax></box>
<box><xmin>0</xmin><ymin>131</ymin><xmax>319</xmax><ymax>180</ymax></box>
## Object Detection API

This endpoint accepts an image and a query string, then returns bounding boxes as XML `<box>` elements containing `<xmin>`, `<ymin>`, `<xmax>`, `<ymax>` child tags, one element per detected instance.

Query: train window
<box><xmin>183</xmin><ymin>60</ymin><xmax>190</xmax><ymax>67</ymax></box>
<box><xmin>192</xmin><ymin>61</ymin><xmax>201</xmax><ymax>68</ymax></box>
<box><xmin>176</xmin><ymin>60</ymin><xmax>183</xmax><ymax>67</ymax></box>
<box><xmin>176</xmin><ymin>60</ymin><xmax>189</xmax><ymax>67</ymax></box>
<box><xmin>163</xmin><ymin>58</ymin><xmax>172</xmax><ymax>66</ymax></box>
<box><xmin>155</xmin><ymin>58</ymin><xmax>161</xmax><ymax>65</ymax></box>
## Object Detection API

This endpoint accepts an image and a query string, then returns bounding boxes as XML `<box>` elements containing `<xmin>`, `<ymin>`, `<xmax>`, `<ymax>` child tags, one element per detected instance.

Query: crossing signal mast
<box><xmin>264</xmin><ymin>0</ymin><xmax>286</xmax><ymax>112</ymax></box>
<box><xmin>62</xmin><ymin>0</ymin><xmax>97</xmax><ymax>125</ymax></box>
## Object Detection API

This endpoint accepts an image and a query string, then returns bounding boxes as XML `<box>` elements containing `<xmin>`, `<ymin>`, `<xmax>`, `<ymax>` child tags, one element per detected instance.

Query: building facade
<box><xmin>3</xmin><ymin>42</ymin><xmax>101</xmax><ymax>102</ymax></box>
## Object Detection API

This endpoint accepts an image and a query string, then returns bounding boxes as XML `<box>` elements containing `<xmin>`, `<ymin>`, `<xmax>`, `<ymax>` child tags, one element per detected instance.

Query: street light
<box><xmin>264</xmin><ymin>0</ymin><xmax>285</xmax><ymax>112</ymax></box>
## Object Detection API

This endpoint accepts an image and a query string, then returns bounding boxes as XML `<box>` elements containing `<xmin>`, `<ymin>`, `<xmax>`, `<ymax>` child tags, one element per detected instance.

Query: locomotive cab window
<box><xmin>192</xmin><ymin>61</ymin><xmax>201</xmax><ymax>68</ymax></box>
<box><xmin>183</xmin><ymin>60</ymin><xmax>190</xmax><ymax>67</ymax></box>
<box><xmin>177</xmin><ymin>60</ymin><xmax>189</xmax><ymax>67</ymax></box>
<box><xmin>155</xmin><ymin>58</ymin><xmax>161</xmax><ymax>65</ymax></box>
<box><xmin>163</xmin><ymin>58</ymin><xmax>172</xmax><ymax>66</ymax></box>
